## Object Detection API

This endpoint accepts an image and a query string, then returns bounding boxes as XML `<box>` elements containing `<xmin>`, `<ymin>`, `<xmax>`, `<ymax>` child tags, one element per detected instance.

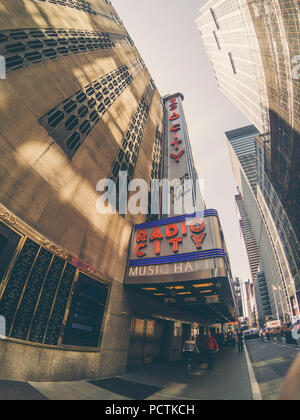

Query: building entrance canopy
<box><xmin>125</xmin><ymin>211</ymin><xmax>236</xmax><ymax>323</ymax></box>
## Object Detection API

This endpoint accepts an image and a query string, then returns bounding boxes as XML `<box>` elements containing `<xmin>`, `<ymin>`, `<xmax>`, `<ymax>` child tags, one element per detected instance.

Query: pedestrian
<box><xmin>203</xmin><ymin>330</ymin><xmax>219</xmax><ymax>369</ymax></box>
<box><xmin>260</xmin><ymin>329</ymin><xmax>264</xmax><ymax>342</ymax></box>
<box><xmin>237</xmin><ymin>330</ymin><xmax>244</xmax><ymax>353</ymax></box>
<box><xmin>182</xmin><ymin>335</ymin><xmax>199</xmax><ymax>370</ymax></box>
<box><xmin>230</xmin><ymin>332</ymin><xmax>236</xmax><ymax>351</ymax></box>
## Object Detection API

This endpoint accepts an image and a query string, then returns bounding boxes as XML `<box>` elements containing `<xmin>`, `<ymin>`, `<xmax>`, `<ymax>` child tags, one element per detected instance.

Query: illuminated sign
<box><xmin>165</xmin><ymin>94</ymin><xmax>189</xmax><ymax>182</ymax></box>
<box><xmin>134</xmin><ymin>218</ymin><xmax>206</xmax><ymax>258</ymax></box>
<box><xmin>168</xmin><ymin>97</ymin><xmax>185</xmax><ymax>164</ymax></box>
<box><xmin>163</xmin><ymin>93</ymin><xmax>204</xmax><ymax>217</ymax></box>
<box><xmin>126</xmin><ymin>210</ymin><xmax>229</xmax><ymax>285</ymax></box>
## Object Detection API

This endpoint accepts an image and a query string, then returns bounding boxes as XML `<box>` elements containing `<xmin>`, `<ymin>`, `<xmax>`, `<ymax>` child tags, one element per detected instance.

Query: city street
<box><xmin>0</xmin><ymin>339</ymin><xmax>298</xmax><ymax>401</ymax></box>
<box><xmin>0</xmin><ymin>347</ymin><xmax>252</xmax><ymax>400</ymax></box>
<box><xmin>246</xmin><ymin>339</ymin><xmax>300</xmax><ymax>400</ymax></box>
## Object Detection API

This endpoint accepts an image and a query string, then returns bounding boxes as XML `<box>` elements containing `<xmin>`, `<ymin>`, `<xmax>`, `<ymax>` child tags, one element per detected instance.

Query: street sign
<box><xmin>266</xmin><ymin>320</ymin><xmax>281</xmax><ymax>329</ymax></box>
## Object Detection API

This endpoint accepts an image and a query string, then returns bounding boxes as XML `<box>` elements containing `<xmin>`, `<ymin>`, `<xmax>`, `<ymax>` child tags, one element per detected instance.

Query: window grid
<box><xmin>39</xmin><ymin>61</ymin><xmax>143</xmax><ymax>158</ymax></box>
<box><xmin>30</xmin><ymin>0</ymin><xmax>119</xmax><ymax>21</ymax></box>
<box><xmin>109</xmin><ymin>82</ymin><xmax>155</xmax><ymax>205</ymax></box>
<box><xmin>0</xmin><ymin>28</ymin><xmax>131</xmax><ymax>73</ymax></box>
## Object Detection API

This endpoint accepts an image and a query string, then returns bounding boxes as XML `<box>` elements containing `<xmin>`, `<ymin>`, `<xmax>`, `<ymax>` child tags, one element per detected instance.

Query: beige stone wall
<box><xmin>0</xmin><ymin>0</ymin><xmax>164</xmax><ymax>381</ymax></box>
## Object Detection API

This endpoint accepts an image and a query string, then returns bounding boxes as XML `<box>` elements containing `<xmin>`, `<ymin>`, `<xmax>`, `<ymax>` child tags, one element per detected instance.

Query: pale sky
<box><xmin>112</xmin><ymin>0</ymin><xmax>252</xmax><ymax>282</ymax></box>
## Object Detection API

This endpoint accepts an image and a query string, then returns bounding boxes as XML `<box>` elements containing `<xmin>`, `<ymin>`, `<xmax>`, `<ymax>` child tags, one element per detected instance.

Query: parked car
<box><xmin>244</xmin><ymin>329</ymin><xmax>260</xmax><ymax>340</ymax></box>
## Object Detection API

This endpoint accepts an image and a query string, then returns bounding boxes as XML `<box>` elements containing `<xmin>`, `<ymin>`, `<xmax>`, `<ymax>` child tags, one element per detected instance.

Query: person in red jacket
<box><xmin>203</xmin><ymin>330</ymin><xmax>219</xmax><ymax>370</ymax></box>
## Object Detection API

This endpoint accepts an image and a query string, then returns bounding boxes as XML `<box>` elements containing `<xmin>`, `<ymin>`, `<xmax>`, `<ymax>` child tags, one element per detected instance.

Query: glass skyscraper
<box><xmin>196</xmin><ymin>0</ymin><xmax>269</xmax><ymax>133</ymax></box>
<box><xmin>196</xmin><ymin>0</ymin><xmax>300</xmax><ymax>253</ymax></box>
<box><xmin>226</xmin><ymin>125</ymin><xmax>300</xmax><ymax>320</ymax></box>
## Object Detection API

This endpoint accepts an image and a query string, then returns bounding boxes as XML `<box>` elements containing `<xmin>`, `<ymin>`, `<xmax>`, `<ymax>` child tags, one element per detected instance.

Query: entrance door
<box><xmin>127</xmin><ymin>318</ymin><xmax>164</xmax><ymax>370</ymax></box>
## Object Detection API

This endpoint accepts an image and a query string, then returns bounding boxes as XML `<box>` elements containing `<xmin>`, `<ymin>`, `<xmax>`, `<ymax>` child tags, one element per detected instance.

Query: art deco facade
<box><xmin>0</xmin><ymin>1</ymin><xmax>236</xmax><ymax>382</ymax></box>
<box><xmin>0</xmin><ymin>0</ymin><xmax>166</xmax><ymax>381</ymax></box>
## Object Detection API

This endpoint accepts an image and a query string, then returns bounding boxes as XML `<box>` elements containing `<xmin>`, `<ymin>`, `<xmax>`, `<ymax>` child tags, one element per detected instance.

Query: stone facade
<box><xmin>0</xmin><ymin>0</ymin><xmax>164</xmax><ymax>381</ymax></box>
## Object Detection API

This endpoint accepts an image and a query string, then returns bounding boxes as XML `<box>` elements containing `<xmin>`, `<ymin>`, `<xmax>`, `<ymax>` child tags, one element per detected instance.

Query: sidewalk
<box><xmin>0</xmin><ymin>347</ymin><xmax>254</xmax><ymax>400</ymax></box>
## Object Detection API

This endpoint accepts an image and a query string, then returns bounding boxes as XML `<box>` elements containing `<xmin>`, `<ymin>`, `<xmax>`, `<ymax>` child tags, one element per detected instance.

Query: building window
<box><xmin>0</xmin><ymin>222</ymin><xmax>109</xmax><ymax>349</ymax></box>
<box><xmin>0</xmin><ymin>222</ymin><xmax>22</xmax><ymax>281</ymax></box>
<box><xmin>213</xmin><ymin>31</ymin><xmax>221</xmax><ymax>50</ymax></box>
<box><xmin>147</xmin><ymin>127</ymin><xmax>163</xmax><ymax>222</ymax></box>
<box><xmin>0</xmin><ymin>28</ymin><xmax>131</xmax><ymax>73</ymax></box>
<box><xmin>39</xmin><ymin>61</ymin><xmax>143</xmax><ymax>158</ymax></box>
<box><xmin>228</xmin><ymin>52</ymin><xmax>237</xmax><ymax>74</ymax></box>
<box><xmin>30</xmin><ymin>0</ymin><xmax>119</xmax><ymax>21</ymax></box>
<box><xmin>61</xmin><ymin>273</ymin><xmax>108</xmax><ymax>348</ymax></box>
<box><xmin>108</xmin><ymin>82</ymin><xmax>155</xmax><ymax>212</ymax></box>
<box><xmin>210</xmin><ymin>8</ymin><xmax>220</xmax><ymax>30</ymax></box>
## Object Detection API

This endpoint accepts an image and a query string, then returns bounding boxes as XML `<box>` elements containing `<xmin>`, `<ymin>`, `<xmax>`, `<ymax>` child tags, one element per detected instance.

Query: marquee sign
<box><xmin>162</xmin><ymin>93</ymin><xmax>203</xmax><ymax>217</ymax></box>
<box><xmin>126</xmin><ymin>210</ymin><xmax>229</xmax><ymax>286</ymax></box>
<box><xmin>165</xmin><ymin>93</ymin><xmax>190</xmax><ymax>182</ymax></box>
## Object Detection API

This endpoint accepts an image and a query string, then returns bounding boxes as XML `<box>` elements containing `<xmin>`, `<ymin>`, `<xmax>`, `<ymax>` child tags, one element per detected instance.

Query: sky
<box><xmin>112</xmin><ymin>0</ymin><xmax>252</xmax><ymax>283</ymax></box>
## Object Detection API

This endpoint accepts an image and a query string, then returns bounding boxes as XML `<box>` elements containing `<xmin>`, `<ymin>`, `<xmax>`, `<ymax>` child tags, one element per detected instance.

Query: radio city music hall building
<box><xmin>0</xmin><ymin>0</ymin><xmax>236</xmax><ymax>381</ymax></box>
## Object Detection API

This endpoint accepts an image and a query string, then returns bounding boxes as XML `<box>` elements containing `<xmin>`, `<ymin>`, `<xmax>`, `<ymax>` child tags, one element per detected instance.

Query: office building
<box><xmin>226</xmin><ymin>125</ymin><xmax>299</xmax><ymax>321</ymax></box>
<box><xmin>235</xmin><ymin>191</ymin><xmax>260</xmax><ymax>283</ymax></box>
<box><xmin>196</xmin><ymin>0</ymin><xmax>268</xmax><ymax>133</ymax></box>
<box><xmin>254</xmin><ymin>271</ymin><xmax>272</xmax><ymax>327</ymax></box>
<box><xmin>233</xmin><ymin>278</ymin><xmax>244</xmax><ymax>319</ymax></box>
<box><xmin>196</xmin><ymin>0</ymin><xmax>300</xmax><ymax>255</ymax></box>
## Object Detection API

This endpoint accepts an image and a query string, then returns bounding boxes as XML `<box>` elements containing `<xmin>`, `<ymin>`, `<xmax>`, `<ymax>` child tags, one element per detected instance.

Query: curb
<box><xmin>244</xmin><ymin>345</ymin><xmax>262</xmax><ymax>401</ymax></box>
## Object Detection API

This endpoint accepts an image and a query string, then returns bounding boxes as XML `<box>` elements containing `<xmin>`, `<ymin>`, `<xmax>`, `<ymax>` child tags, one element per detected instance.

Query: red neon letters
<box><xmin>192</xmin><ymin>233</ymin><xmax>207</xmax><ymax>249</ymax></box>
<box><xmin>169</xmin><ymin>98</ymin><xmax>185</xmax><ymax>163</ymax></box>
<box><xmin>135</xmin><ymin>243</ymin><xmax>147</xmax><ymax>257</ymax></box>
<box><xmin>170</xmin><ymin>150</ymin><xmax>185</xmax><ymax>163</ymax></box>
<box><xmin>134</xmin><ymin>221</ymin><xmax>207</xmax><ymax>257</ymax></box>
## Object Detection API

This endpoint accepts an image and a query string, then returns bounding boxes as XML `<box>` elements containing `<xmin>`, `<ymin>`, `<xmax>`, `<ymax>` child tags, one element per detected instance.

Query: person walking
<box><xmin>203</xmin><ymin>330</ymin><xmax>219</xmax><ymax>369</ymax></box>
<box><xmin>260</xmin><ymin>329</ymin><xmax>264</xmax><ymax>342</ymax></box>
<box><xmin>182</xmin><ymin>336</ymin><xmax>199</xmax><ymax>370</ymax></box>
<box><xmin>237</xmin><ymin>330</ymin><xmax>244</xmax><ymax>353</ymax></box>
<box><xmin>230</xmin><ymin>332</ymin><xmax>236</xmax><ymax>351</ymax></box>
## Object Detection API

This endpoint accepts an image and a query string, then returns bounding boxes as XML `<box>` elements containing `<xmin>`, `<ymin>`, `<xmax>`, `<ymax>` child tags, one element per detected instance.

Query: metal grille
<box><xmin>0</xmin><ymin>28</ymin><xmax>131</xmax><ymax>73</ymax></box>
<box><xmin>151</xmin><ymin>127</ymin><xmax>163</xmax><ymax>181</ymax></box>
<box><xmin>109</xmin><ymin>81</ymin><xmax>155</xmax><ymax>186</ymax></box>
<box><xmin>39</xmin><ymin>61</ymin><xmax>143</xmax><ymax>158</ymax></box>
<box><xmin>147</xmin><ymin>127</ymin><xmax>163</xmax><ymax>222</ymax></box>
<box><xmin>30</xmin><ymin>0</ymin><xmax>118</xmax><ymax>20</ymax></box>
<box><xmin>0</xmin><ymin>221</ymin><xmax>110</xmax><ymax>349</ymax></box>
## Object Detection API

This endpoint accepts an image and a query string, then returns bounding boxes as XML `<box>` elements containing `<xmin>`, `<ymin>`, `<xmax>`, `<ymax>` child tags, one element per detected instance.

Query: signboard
<box><xmin>165</xmin><ymin>94</ymin><xmax>190</xmax><ymax>181</ymax></box>
<box><xmin>266</xmin><ymin>320</ymin><xmax>281</xmax><ymax>329</ymax></box>
<box><xmin>126</xmin><ymin>210</ymin><xmax>228</xmax><ymax>286</ymax></box>
<box><xmin>163</xmin><ymin>93</ymin><xmax>202</xmax><ymax>217</ymax></box>
<box><xmin>62</xmin><ymin>273</ymin><xmax>108</xmax><ymax>348</ymax></box>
